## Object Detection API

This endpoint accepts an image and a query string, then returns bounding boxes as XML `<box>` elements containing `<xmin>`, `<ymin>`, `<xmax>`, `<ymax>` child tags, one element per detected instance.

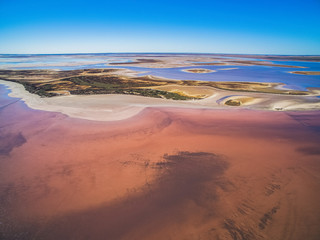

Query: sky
<box><xmin>0</xmin><ymin>0</ymin><xmax>319</xmax><ymax>54</ymax></box>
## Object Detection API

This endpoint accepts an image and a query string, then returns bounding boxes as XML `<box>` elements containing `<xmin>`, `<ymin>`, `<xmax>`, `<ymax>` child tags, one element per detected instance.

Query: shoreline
<box><xmin>1</xmin><ymin>79</ymin><xmax>320</xmax><ymax>122</ymax></box>
<box><xmin>0</xmin><ymin>79</ymin><xmax>226</xmax><ymax>121</ymax></box>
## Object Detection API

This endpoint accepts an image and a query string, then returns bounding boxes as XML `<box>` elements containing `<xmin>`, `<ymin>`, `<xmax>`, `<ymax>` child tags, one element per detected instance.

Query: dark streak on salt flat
<box><xmin>296</xmin><ymin>146</ymin><xmax>320</xmax><ymax>156</ymax></box>
<box><xmin>0</xmin><ymin>130</ymin><xmax>26</xmax><ymax>155</ymax></box>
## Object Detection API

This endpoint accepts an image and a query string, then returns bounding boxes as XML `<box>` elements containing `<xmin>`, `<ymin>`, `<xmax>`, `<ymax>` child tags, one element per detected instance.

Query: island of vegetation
<box><xmin>0</xmin><ymin>69</ymin><xmax>312</xmax><ymax>101</ymax></box>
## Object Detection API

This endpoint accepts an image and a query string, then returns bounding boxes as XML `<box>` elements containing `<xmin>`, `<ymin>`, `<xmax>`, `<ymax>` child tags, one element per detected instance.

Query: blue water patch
<box><xmin>130</xmin><ymin>65</ymin><xmax>320</xmax><ymax>91</ymax></box>
<box><xmin>1</xmin><ymin>54</ymin><xmax>319</xmax><ymax>91</ymax></box>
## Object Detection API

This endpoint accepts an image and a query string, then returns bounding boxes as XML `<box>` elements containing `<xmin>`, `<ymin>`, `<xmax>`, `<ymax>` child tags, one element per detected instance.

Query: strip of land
<box><xmin>181</xmin><ymin>68</ymin><xmax>216</xmax><ymax>73</ymax></box>
<box><xmin>1</xmin><ymin>69</ymin><xmax>320</xmax><ymax>121</ymax></box>
<box><xmin>107</xmin><ymin>55</ymin><xmax>307</xmax><ymax>68</ymax></box>
<box><xmin>290</xmin><ymin>71</ymin><xmax>320</xmax><ymax>75</ymax></box>
<box><xmin>208</xmin><ymin>54</ymin><xmax>320</xmax><ymax>62</ymax></box>
<box><xmin>0</xmin><ymin>69</ymin><xmax>313</xmax><ymax>98</ymax></box>
<box><xmin>193</xmin><ymin>60</ymin><xmax>306</xmax><ymax>68</ymax></box>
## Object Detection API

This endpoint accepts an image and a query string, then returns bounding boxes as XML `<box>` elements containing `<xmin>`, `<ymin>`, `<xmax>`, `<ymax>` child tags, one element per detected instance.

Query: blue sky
<box><xmin>0</xmin><ymin>0</ymin><xmax>319</xmax><ymax>54</ymax></box>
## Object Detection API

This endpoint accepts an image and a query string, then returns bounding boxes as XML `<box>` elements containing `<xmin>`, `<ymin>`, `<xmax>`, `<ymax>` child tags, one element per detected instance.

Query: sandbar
<box><xmin>181</xmin><ymin>68</ymin><xmax>216</xmax><ymax>73</ymax></box>
<box><xmin>1</xmin><ymin>79</ymin><xmax>320</xmax><ymax>122</ymax></box>
<box><xmin>289</xmin><ymin>71</ymin><xmax>320</xmax><ymax>75</ymax></box>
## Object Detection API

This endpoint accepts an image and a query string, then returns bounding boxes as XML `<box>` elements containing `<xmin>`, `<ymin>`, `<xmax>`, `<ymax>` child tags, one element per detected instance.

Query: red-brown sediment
<box><xmin>0</xmin><ymin>99</ymin><xmax>320</xmax><ymax>239</ymax></box>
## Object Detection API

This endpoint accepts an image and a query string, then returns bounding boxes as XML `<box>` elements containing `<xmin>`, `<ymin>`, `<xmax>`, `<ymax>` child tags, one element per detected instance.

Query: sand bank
<box><xmin>1</xmin><ymin>79</ymin><xmax>320</xmax><ymax>121</ymax></box>
<box><xmin>0</xmin><ymin>79</ymin><xmax>222</xmax><ymax>121</ymax></box>
<box><xmin>289</xmin><ymin>71</ymin><xmax>320</xmax><ymax>75</ymax></box>
<box><xmin>181</xmin><ymin>68</ymin><xmax>216</xmax><ymax>73</ymax></box>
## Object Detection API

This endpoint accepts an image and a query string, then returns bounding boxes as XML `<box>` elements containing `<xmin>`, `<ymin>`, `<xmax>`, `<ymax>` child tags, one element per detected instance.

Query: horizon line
<box><xmin>1</xmin><ymin>52</ymin><xmax>320</xmax><ymax>56</ymax></box>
